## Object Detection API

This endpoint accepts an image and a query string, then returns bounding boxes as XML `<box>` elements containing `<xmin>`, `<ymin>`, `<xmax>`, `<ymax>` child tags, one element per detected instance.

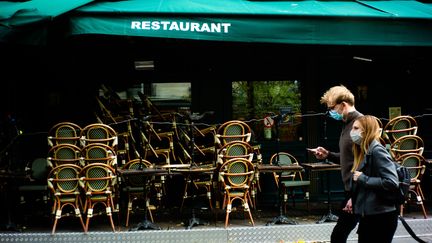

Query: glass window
<box><xmin>149</xmin><ymin>82</ymin><xmax>191</xmax><ymax>112</ymax></box>
<box><xmin>150</xmin><ymin>83</ymin><xmax>191</xmax><ymax>102</ymax></box>
<box><xmin>123</xmin><ymin>82</ymin><xmax>191</xmax><ymax>112</ymax></box>
<box><xmin>232</xmin><ymin>80</ymin><xmax>302</xmax><ymax>142</ymax></box>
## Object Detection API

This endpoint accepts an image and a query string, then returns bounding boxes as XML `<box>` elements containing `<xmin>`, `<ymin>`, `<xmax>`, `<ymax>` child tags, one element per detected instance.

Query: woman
<box><xmin>350</xmin><ymin>115</ymin><xmax>399</xmax><ymax>243</ymax></box>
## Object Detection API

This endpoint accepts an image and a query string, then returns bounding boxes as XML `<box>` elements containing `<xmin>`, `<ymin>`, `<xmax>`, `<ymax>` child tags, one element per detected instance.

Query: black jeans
<box><xmin>330</xmin><ymin>192</ymin><xmax>359</xmax><ymax>243</ymax></box>
<box><xmin>357</xmin><ymin>210</ymin><xmax>398</xmax><ymax>243</ymax></box>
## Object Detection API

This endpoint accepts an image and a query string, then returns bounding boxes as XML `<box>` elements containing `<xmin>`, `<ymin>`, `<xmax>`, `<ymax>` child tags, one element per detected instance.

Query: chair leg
<box><xmin>417</xmin><ymin>185</ymin><xmax>425</xmax><ymax>201</ymax></box>
<box><xmin>225</xmin><ymin>201</ymin><xmax>232</xmax><ymax>228</ymax></box>
<box><xmin>71</xmin><ymin>199</ymin><xmax>87</xmax><ymax>233</ymax></box>
<box><xmin>85</xmin><ymin>205</ymin><xmax>93</xmax><ymax>232</ymax></box>
<box><xmin>76</xmin><ymin>208</ymin><xmax>87</xmax><ymax>233</ymax></box>
<box><xmin>250</xmin><ymin>186</ymin><xmax>257</xmax><ymax>209</ymax></box>
<box><xmin>126</xmin><ymin>199</ymin><xmax>132</xmax><ymax>227</ymax></box>
<box><xmin>205</xmin><ymin>185</ymin><xmax>213</xmax><ymax>210</ymax></box>
<box><xmin>244</xmin><ymin>200</ymin><xmax>254</xmax><ymax>226</ymax></box>
<box><xmin>413</xmin><ymin>190</ymin><xmax>428</xmax><ymax>219</ymax></box>
<box><xmin>247</xmin><ymin>191</ymin><xmax>254</xmax><ymax>210</ymax></box>
<box><xmin>106</xmin><ymin>205</ymin><xmax>116</xmax><ymax>232</ymax></box>
<box><xmin>420</xmin><ymin>202</ymin><xmax>428</xmax><ymax>219</ymax></box>
<box><xmin>51</xmin><ymin>210</ymin><xmax>60</xmax><ymax>235</ymax></box>
<box><xmin>50</xmin><ymin>200</ymin><xmax>60</xmax><ymax>235</ymax></box>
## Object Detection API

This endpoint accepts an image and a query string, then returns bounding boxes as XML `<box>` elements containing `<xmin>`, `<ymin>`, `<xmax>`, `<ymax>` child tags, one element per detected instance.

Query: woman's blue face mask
<box><xmin>329</xmin><ymin>110</ymin><xmax>343</xmax><ymax>121</ymax></box>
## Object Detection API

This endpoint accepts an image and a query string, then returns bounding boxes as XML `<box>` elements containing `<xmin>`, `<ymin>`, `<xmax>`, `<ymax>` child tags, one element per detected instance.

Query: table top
<box><xmin>302</xmin><ymin>162</ymin><xmax>341</xmax><ymax>171</ymax></box>
<box><xmin>155</xmin><ymin>164</ymin><xmax>191</xmax><ymax>169</ymax></box>
<box><xmin>117</xmin><ymin>168</ymin><xmax>170</xmax><ymax>176</ymax></box>
<box><xmin>257</xmin><ymin>164</ymin><xmax>304</xmax><ymax>173</ymax></box>
<box><xmin>174</xmin><ymin>165</ymin><xmax>216</xmax><ymax>174</ymax></box>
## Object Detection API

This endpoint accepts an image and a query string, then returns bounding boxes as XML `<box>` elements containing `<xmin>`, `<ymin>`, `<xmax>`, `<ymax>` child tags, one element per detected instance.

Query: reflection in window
<box><xmin>149</xmin><ymin>83</ymin><xmax>191</xmax><ymax>112</ymax></box>
<box><xmin>150</xmin><ymin>83</ymin><xmax>191</xmax><ymax>102</ymax></box>
<box><xmin>125</xmin><ymin>82</ymin><xmax>191</xmax><ymax>112</ymax></box>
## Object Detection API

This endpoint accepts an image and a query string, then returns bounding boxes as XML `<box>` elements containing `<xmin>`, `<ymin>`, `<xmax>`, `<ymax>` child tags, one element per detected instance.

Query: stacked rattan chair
<box><xmin>398</xmin><ymin>153</ymin><xmax>428</xmax><ymax>219</ymax></box>
<box><xmin>45</xmin><ymin>122</ymin><xmax>119</xmax><ymax>233</ymax></box>
<box><xmin>382</xmin><ymin>115</ymin><xmax>428</xmax><ymax>218</ymax></box>
<box><xmin>46</xmin><ymin>122</ymin><xmax>85</xmax><ymax>234</ymax></box>
<box><xmin>79</xmin><ymin>123</ymin><xmax>119</xmax><ymax>231</ymax></box>
<box><xmin>215</xmin><ymin>120</ymin><xmax>258</xmax><ymax>226</ymax></box>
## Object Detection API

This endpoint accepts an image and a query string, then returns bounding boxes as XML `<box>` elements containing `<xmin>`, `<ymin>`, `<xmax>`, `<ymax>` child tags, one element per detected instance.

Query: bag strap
<box><xmin>399</xmin><ymin>215</ymin><xmax>428</xmax><ymax>243</ymax></box>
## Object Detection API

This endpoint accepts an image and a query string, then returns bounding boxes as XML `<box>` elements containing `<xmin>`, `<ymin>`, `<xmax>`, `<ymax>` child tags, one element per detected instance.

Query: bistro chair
<box><xmin>120</xmin><ymin>158</ymin><xmax>156</xmax><ymax>227</ymax></box>
<box><xmin>216</xmin><ymin>141</ymin><xmax>255</xmax><ymax>208</ymax></box>
<box><xmin>176</xmin><ymin>122</ymin><xmax>218</xmax><ymax>211</ymax></box>
<box><xmin>389</xmin><ymin>135</ymin><xmax>424</xmax><ymax>161</ymax></box>
<box><xmin>179</xmin><ymin>152</ymin><xmax>216</xmax><ymax>212</ymax></box>
<box><xmin>110</xmin><ymin>120</ymin><xmax>134</xmax><ymax>167</ymax></box>
<box><xmin>218</xmin><ymin>157</ymin><xmax>255</xmax><ymax>228</ymax></box>
<box><xmin>80</xmin><ymin>163</ymin><xmax>117</xmax><ymax>232</ymax></box>
<box><xmin>80</xmin><ymin>123</ymin><xmax>118</xmax><ymax>148</ymax></box>
<box><xmin>17</xmin><ymin>158</ymin><xmax>51</xmax><ymax>225</ymax></box>
<box><xmin>144</xmin><ymin>130</ymin><xmax>174</xmax><ymax>169</ymax></box>
<box><xmin>270</xmin><ymin>152</ymin><xmax>310</xmax><ymax>213</ymax></box>
<box><xmin>81</xmin><ymin>143</ymin><xmax>117</xmax><ymax>167</ymax></box>
<box><xmin>383</xmin><ymin>115</ymin><xmax>418</xmax><ymax>145</ymax></box>
<box><xmin>47</xmin><ymin>144</ymin><xmax>83</xmax><ymax>168</ymax></box>
<box><xmin>216</xmin><ymin>141</ymin><xmax>254</xmax><ymax>165</ymax></box>
<box><xmin>143</xmin><ymin>142</ymin><xmax>170</xmax><ymax>205</ymax></box>
<box><xmin>397</xmin><ymin>153</ymin><xmax>428</xmax><ymax>219</ymax></box>
<box><xmin>215</xmin><ymin>120</ymin><xmax>252</xmax><ymax>147</ymax></box>
<box><xmin>47</xmin><ymin>164</ymin><xmax>86</xmax><ymax>234</ymax></box>
<box><xmin>47</xmin><ymin>122</ymin><xmax>82</xmax><ymax>147</ymax></box>
<box><xmin>81</xmin><ymin>143</ymin><xmax>119</xmax><ymax>214</ymax></box>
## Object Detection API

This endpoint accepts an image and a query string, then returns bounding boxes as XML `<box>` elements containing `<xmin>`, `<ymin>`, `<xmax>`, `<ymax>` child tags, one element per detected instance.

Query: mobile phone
<box><xmin>306</xmin><ymin>148</ymin><xmax>317</xmax><ymax>153</ymax></box>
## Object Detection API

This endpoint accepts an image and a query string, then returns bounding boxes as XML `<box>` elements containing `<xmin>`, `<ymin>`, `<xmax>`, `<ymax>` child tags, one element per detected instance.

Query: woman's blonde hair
<box><xmin>351</xmin><ymin>115</ymin><xmax>381</xmax><ymax>172</ymax></box>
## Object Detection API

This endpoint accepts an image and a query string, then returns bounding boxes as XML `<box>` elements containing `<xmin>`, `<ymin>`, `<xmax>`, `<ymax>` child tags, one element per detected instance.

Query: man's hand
<box><xmin>307</xmin><ymin>146</ymin><xmax>329</xmax><ymax>160</ymax></box>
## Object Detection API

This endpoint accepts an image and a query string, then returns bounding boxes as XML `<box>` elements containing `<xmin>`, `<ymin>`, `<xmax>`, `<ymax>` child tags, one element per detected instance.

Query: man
<box><xmin>309</xmin><ymin>85</ymin><xmax>363</xmax><ymax>243</ymax></box>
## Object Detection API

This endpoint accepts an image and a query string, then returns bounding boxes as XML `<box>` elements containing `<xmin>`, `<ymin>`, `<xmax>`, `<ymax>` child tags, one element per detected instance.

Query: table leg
<box><xmin>266</xmin><ymin>174</ymin><xmax>298</xmax><ymax>226</ymax></box>
<box><xmin>186</xmin><ymin>206</ymin><xmax>207</xmax><ymax>229</ymax></box>
<box><xmin>130</xmin><ymin>179</ymin><xmax>161</xmax><ymax>231</ymax></box>
<box><xmin>186</xmin><ymin>178</ymin><xmax>209</xmax><ymax>229</ymax></box>
<box><xmin>316</xmin><ymin>170</ymin><xmax>339</xmax><ymax>224</ymax></box>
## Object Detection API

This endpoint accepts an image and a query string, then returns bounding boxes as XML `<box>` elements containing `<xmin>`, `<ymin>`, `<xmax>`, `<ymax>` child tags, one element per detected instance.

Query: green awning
<box><xmin>69</xmin><ymin>0</ymin><xmax>432</xmax><ymax>46</ymax></box>
<box><xmin>0</xmin><ymin>0</ymin><xmax>94</xmax><ymax>44</ymax></box>
<box><xmin>2</xmin><ymin>0</ymin><xmax>432</xmax><ymax>46</ymax></box>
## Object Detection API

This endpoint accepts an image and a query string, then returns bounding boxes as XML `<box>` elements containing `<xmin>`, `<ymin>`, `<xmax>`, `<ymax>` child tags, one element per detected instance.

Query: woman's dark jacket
<box><xmin>351</xmin><ymin>140</ymin><xmax>399</xmax><ymax>216</ymax></box>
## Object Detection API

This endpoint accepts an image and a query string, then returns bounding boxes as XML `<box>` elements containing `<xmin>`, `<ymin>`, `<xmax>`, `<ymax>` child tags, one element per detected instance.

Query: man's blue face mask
<box><xmin>329</xmin><ymin>110</ymin><xmax>343</xmax><ymax>121</ymax></box>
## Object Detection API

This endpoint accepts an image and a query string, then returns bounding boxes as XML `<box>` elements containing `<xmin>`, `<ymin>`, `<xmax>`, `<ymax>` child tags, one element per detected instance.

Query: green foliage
<box><xmin>232</xmin><ymin>80</ymin><xmax>301</xmax><ymax>120</ymax></box>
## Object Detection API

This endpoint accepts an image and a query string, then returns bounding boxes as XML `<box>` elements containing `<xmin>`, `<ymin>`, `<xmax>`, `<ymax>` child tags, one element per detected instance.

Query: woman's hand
<box><xmin>342</xmin><ymin>198</ymin><xmax>353</xmax><ymax>214</ymax></box>
<box><xmin>353</xmin><ymin>171</ymin><xmax>362</xmax><ymax>181</ymax></box>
